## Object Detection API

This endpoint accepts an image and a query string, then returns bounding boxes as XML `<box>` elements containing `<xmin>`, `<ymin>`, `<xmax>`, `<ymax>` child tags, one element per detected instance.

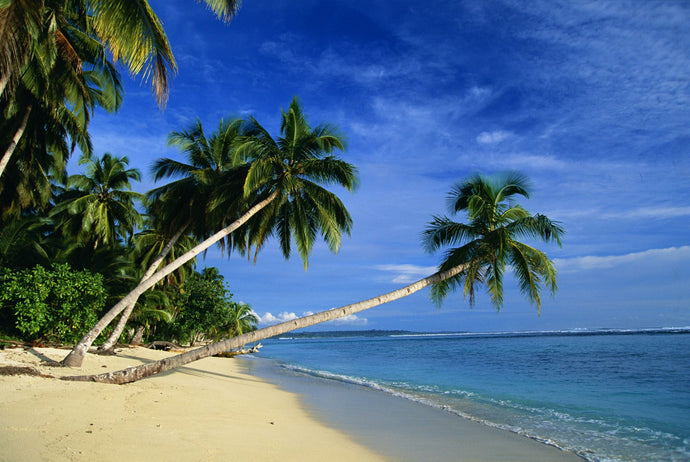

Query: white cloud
<box><xmin>476</xmin><ymin>130</ymin><xmax>512</xmax><ymax>145</ymax></box>
<box><xmin>376</xmin><ymin>264</ymin><xmax>438</xmax><ymax>284</ymax></box>
<box><xmin>256</xmin><ymin>310</ymin><xmax>368</xmax><ymax>327</ymax></box>
<box><xmin>554</xmin><ymin>246</ymin><xmax>690</xmax><ymax>273</ymax></box>
<box><xmin>328</xmin><ymin>314</ymin><xmax>368</xmax><ymax>326</ymax></box>
<box><xmin>257</xmin><ymin>311</ymin><xmax>300</xmax><ymax>325</ymax></box>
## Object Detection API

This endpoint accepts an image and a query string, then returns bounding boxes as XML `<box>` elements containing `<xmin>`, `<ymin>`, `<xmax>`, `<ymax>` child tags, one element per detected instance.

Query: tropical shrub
<box><xmin>0</xmin><ymin>264</ymin><xmax>107</xmax><ymax>344</ymax></box>
<box><xmin>165</xmin><ymin>267</ymin><xmax>256</xmax><ymax>345</ymax></box>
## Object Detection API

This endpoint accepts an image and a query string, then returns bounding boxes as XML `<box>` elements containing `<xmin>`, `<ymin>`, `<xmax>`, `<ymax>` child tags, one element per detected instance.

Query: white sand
<box><xmin>0</xmin><ymin>346</ymin><xmax>384</xmax><ymax>461</ymax></box>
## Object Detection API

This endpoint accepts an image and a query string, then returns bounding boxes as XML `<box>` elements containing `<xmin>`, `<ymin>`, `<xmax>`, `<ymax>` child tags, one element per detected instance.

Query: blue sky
<box><xmin>79</xmin><ymin>0</ymin><xmax>689</xmax><ymax>332</ymax></box>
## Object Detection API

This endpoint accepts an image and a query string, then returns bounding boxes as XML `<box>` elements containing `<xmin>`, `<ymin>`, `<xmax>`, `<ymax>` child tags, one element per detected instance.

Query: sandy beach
<box><xmin>0</xmin><ymin>346</ymin><xmax>583</xmax><ymax>461</ymax></box>
<box><xmin>0</xmin><ymin>346</ymin><xmax>384</xmax><ymax>461</ymax></box>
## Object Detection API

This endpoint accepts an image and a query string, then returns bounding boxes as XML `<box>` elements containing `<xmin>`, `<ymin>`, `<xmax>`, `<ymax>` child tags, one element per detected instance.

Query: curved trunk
<box><xmin>98</xmin><ymin>224</ymin><xmax>190</xmax><ymax>352</ymax></box>
<box><xmin>0</xmin><ymin>103</ymin><xmax>32</xmax><ymax>179</ymax></box>
<box><xmin>98</xmin><ymin>302</ymin><xmax>136</xmax><ymax>351</ymax></box>
<box><xmin>61</xmin><ymin>191</ymin><xmax>279</xmax><ymax>367</ymax></box>
<box><xmin>62</xmin><ymin>264</ymin><xmax>466</xmax><ymax>384</ymax></box>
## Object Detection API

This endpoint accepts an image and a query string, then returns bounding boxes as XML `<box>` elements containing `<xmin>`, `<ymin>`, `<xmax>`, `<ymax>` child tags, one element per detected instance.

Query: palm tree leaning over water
<box><xmin>61</xmin><ymin>97</ymin><xmax>358</xmax><ymax>367</ymax></box>
<box><xmin>64</xmin><ymin>172</ymin><xmax>564</xmax><ymax>384</ymax></box>
<box><xmin>422</xmin><ymin>171</ymin><xmax>563</xmax><ymax>311</ymax></box>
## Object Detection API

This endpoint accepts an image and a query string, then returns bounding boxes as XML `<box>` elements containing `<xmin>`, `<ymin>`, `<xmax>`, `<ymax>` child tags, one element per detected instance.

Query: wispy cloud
<box><xmin>477</xmin><ymin>130</ymin><xmax>512</xmax><ymax>145</ymax></box>
<box><xmin>376</xmin><ymin>264</ymin><xmax>438</xmax><ymax>284</ymax></box>
<box><xmin>601</xmin><ymin>207</ymin><xmax>690</xmax><ymax>220</ymax></box>
<box><xmin>554</xmin><ymin>246</ymin><xmax>690</xmax><ymax>273</ymax></box>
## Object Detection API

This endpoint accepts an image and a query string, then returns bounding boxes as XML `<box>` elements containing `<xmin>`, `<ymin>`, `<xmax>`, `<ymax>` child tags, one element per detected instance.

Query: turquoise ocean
<box><xmin>256</xmin><ymin>328</ymin><xmax>690</xmax><ymax>462</ymax></box>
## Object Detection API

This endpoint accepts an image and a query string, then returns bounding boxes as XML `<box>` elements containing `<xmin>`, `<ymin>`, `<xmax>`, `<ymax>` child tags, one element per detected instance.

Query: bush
<box><xmin>0</xmin><ymin>264</ymin><xmax>107</xmax><ymax>344</ymax></box>
<box><xmin>164</xmin><ymin>267</ymin><xmax>256</xmax><ymax>346</ymax></box>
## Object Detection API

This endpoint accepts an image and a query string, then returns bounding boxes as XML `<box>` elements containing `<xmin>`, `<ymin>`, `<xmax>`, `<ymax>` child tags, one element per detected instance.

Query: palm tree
<box><xmin>2</xmin><ymin>0</ymin><xmax>241</xmax><ymax>103</ymax></box>
<box><xmin>0</xmin><ymin>1</ymin><xmax>124</xmax><ymax>180</ymax></box>
<box><xmin>95</xmin><ymin>117</ymin><xmax>246</xmax><ymax>352</ymax></box>
<box><xmin>63</xmin><ymin>172</ymin><xmax>563</xmax><ymax>384</ymax></box>
<box><xmin>219</xmin><ymin>302</ymin><xmax>257</xmax><ymax>340</ymax></box>
<box><xmin>61</xmin><ymin>98</ymin><xmax>358</xmax><ymax>367</ymax></box>
<box><xmin>422</xmin><ymin>172</ymin><xmax>564</xmax><ymax>311</ymax></box>
<box><xmin>51</xmin><ymin>152</ymin><xmax>145</xmax><ymax>249</ymax></box>
<box><xmin>0</xmin><ymin>0</ymin><xmax>173</xmax><ymax>105</ymax></box>
<box><xmin>0</xmin><ymin>213</ymin><xmax>50</xmax><ymax>268</ymax></box>
<box><xmin>235</xmin><ymin>98</ymin><xmax>358</xmax><ymax>268</ymax></box>
<box><xmin>97</xmin><ymin>225</ymin><xmax>198</xmax><ymax>352</ymax></box>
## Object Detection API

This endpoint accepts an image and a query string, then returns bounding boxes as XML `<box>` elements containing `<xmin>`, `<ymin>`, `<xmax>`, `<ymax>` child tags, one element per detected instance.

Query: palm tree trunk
<box><xmin>98</xmin><ymin>224</ymin><xmax>190</xmax><ymax>352</ymax></box>
<box><xmin>62</xmin><ymin>263</ymin><xmax>466</xmax><ymax>384</ymax></box>
<box><xmin>130</xmin><ymin>325</ymin><xmax>145</xmax><ymax>345</ymax></box>
<box><xmin>0</xmin><ymin>103</ymin><xmax>32</xmax><ymax>179</ymax></box>
<box><xmin>61</xmin><ymin>190</ymin><xmax>279</xmax><ymax>367</ymax></box>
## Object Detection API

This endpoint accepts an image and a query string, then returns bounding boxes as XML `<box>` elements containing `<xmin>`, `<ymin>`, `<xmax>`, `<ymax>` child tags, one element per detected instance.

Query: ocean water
<box><xmin>256</xmin><ymin>328</ymin><xmax>690</xmax><ymax>462</ymax></box>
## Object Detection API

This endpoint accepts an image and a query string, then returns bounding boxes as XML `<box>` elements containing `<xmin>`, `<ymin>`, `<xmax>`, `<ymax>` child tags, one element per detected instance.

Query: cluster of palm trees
<box><xmin>65</xmin><ymin>168</ymin><xmax>565</xmax><ymax>384</ymax></box>
<box><xmin>2</xmin><ymin>1</ymin><xmax>566</xmax><ymax>384</ymax></box>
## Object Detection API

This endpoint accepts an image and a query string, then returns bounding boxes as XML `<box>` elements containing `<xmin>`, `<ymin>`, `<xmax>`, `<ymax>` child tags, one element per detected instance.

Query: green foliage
<box><xmin>0</xmin><ymin>264</ymin><xmax>107</xmax><ymax>343</ymax></box>
<box><xmin>166</xmin><ymin>267</ymin><xmax>256</xmax><ymax>346</ymax></box>
<box><xmin>423</xmin><ymin>172</ymin><xmax>564</xmax><ymax>312</ymax></box>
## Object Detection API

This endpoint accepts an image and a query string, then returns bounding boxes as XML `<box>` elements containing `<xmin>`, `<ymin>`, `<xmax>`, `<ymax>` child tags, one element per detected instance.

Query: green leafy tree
<box><xmin>170</xmin><ymin>267</ymin><xmax>238</xmax><ymax>346</ymax></box>
<box><xmin>0</xmin><ymin>263</ymin><xmax>107</xmax><ymax>343</ymax></box>
<box><xmin>422</xmin><ymin>172</ymin><xmax>564</xmax><ymax>311</ymax></box>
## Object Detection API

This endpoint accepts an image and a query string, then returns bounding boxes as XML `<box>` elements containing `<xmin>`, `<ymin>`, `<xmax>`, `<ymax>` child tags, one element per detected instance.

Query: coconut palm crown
<box><xmin>236</xmin><ymin>96</ymin><xmax>359</xmax><ymax>268</ymax></box>
<box><xmin>422</xmin><ymin>172</ymin><xmax>564</xmax><ymax>312</ymax></box>
<box><xmin>51</xmin><ymin>152</ymin><xmax>145</xmax><ymax>248</ymax></box>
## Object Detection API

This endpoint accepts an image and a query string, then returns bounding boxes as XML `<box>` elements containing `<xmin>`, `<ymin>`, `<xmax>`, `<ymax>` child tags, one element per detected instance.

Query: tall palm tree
<box><xmin>1</xmin><ymin>0</ymin><xmax>241</xmax><ymax>103</ymax></box>
<box><xmin>422</xmin><ymin>172</ymin><xmax>564</xmax><ymax>311</ymax></box>
<box><xmin>0</xmin><ymin>2</ymin><xmax>124</xmax><ymax>191</ymax></box>
<box><xmin>62</xmin><ymin>98</ymin><xmax>358</xmax><ymax>367</ymax></box>
<box><xmin>63</xmin><ymin>172</ymin><xmax>563</xmax><ymax>384</ymax></box>
<box><xmin>235</xmin><ymin>97</ymin><xmax>358</xmax><ymax>268</ymax></box>
<box><xmin>51</xmin><ymin>152</ymin><xmax>145</xmax><ymax>249</ymax></box>
<box><xmin>96</xmin><ymin>118</ymin><xmax>246</xmax><ymax>352</ymax></box>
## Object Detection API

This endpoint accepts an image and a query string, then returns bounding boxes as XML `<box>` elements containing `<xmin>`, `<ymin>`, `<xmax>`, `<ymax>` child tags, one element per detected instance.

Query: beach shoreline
<box><xmin>0</xmin><ymin>346</ymin><xmax>582</xmax><ymax>461</ymax></box>
<box><xmin>0</xmin><ymin>346</ymin><xmax>384</xmax><ymax>461</ymax></box>
<box><xmin>245</xmin><ymin>355</ymin><xmax>585</xmax><ymax>462</ymax></box>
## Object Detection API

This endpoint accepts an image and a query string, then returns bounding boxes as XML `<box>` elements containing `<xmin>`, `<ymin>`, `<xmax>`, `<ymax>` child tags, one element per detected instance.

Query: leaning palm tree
<box><xmin>64</xmin><ymin>172</ymin><xmax>563</xmax><ymax>384</ymax></box>
<box><xmin>1</xmin><ymin>0</ymin><xmax>241</xmax><ymax>180</ymax></box>
<box><xmin>97</xmin><ymin>225</ymin><xmax>199</xmax><ymax>352</ymax></box>
<box><xmin>95</xmin><ymin>118</ymin><xmax>246</xmax><ymax>353</ymax></box>
<box><xmin>422</xmin><ymin>171</ymin><xmax>564</xmax><ymax>311</ymax></box>
<box><xmin>61</xmin><ymin>97</ymin><xmax>358</xmax><ymax>367</ymax></box>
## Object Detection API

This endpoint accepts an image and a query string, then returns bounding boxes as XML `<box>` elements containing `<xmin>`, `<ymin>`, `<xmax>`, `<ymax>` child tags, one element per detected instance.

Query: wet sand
<box><xmin>246</xmin><ymin>356</ymin><xmax>585</xmax><ymax>461</ymax></box>
<box><xmin>0</xmin><ymin>346</ymin><xmax>583</xmax><ymax>461</ymax></box>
